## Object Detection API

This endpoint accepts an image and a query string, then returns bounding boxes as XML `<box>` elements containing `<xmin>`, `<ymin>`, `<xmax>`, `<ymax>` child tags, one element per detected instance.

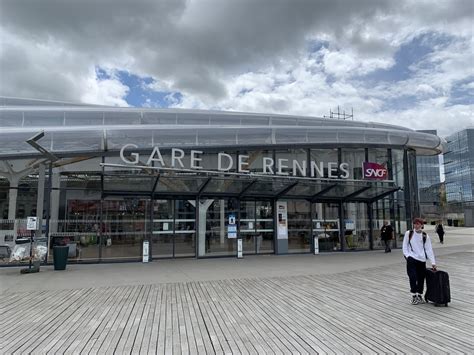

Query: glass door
<box><xmin>199</xmin><ymin>198</ymin><xmax>237</xmax><ymax>257</ymax></box>
<box><xmin>312</xmin><ymin>202</ymin><xmax>340</xmax><ymax>251</ymax></box>
<box><xmin>152</xmin><ymin>200</ymin><xmax>174</xmax><ymax>258</ymax></box>
<box><xmin>343</xmin><ymin>202</ymin><xmax>369</xmax><ymax>250</ymax></box>
<box><xmin>152</xmin><ymin>199</ymin><xmax>196</xmax><ymax>258</ymax></box>
<box><xmin>174</xmin><ymin>200</ymin><xmax>196</xmax><ymax>257</ymax></box>
<box><xmin>240</xmin><ymin>200</ymin><xmax>274</xmax><ymax>254</ymax></box>
<box><xmin>287</xmin><ymin>200</ymin><xmax>311</xmax><ymax>253</ymax></box>
<box><xmin>102</xmin><ymin>197</ymin><xmax>150</xmax><ymax>260</ymax></box>
<box><xmin>240</xmin><ymin>200</ymin><xmax>256</xmax><ymax>254</ymax></box>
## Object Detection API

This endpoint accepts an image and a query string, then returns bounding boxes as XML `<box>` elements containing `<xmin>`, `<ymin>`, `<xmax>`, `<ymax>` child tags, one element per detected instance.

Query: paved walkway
<box><xmin>1</xmin><ymin>227</ymin><xmax>473</xmax><ymax>354</ymax></box>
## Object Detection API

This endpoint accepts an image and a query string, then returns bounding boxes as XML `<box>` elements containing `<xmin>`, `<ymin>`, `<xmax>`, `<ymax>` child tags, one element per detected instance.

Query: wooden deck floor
<box><xmin>1</xmin><ymin>252</ymin><xmax>473</xmax><ymax>354</ymax></box>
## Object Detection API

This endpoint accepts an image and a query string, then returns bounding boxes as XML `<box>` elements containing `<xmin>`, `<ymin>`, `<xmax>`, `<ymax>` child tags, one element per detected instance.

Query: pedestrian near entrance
<box><xmin>435</xmin><ymin>222</ymin><xmax>445</xmax><ymax>244</ymax></box>
<box><xmin>402</xmin><ymin>217</ymin><xmax>437</xmax><ymax>305</ymax></box>
<box><xmin>380</xmin><ymin>220</ymin><xmax>394</xmax><ymax>253</ymax></box>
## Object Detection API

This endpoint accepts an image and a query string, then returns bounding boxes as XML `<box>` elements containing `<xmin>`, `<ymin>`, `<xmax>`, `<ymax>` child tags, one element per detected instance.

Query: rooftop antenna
<box><xmin>324</xmin><ymin>106</ymin><xmax>354</xmax><ymax>120</ymax></box>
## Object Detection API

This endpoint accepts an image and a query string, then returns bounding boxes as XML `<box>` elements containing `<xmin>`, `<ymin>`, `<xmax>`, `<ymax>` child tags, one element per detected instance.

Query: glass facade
<box><xmin>0</xmin><ymin>101</ymin><xmax>450</xmax><ymax>264</ymax></box>
<box><xmin>444</xmin><ymin>129</ymin><xmax>474</xmax><ymax>205</ymax></box>
<box><xmin>416</xmin><ymin>130</ymin><xmax>441</xmax><ymax>189</ymax></box>
<box><xmin>416</xmin><ymin>130</ymin><xmax>442</xmax><ymax>220</ymax></box>
<box><xmin>0</xmin><ymin>144</ymin><xmax>425</xmax><ymax>264</ymax></box>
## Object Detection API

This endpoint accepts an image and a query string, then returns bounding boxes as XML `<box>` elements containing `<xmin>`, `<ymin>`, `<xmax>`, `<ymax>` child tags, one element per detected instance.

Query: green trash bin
<box><xmin>53</xmin><ymin>245</ymin><xmax>69</xmax><ymax>270</ymax></box>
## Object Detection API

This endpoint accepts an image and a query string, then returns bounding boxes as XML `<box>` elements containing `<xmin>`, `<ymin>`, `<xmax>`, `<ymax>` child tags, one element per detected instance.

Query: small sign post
<box><xmin>24</xmin><ymin>217</ymin><xmax>38</xmax><ymax>273</ymax></box>
<box><xmin>314</xmin><ymin>236</ymin><xmax>319</xmax><ymax>255</ymax></box>
<box><xmin>143</xmin><ymin>240</ymin><xmax>149</xmax><ymax>263</ymax></box>
<box><xmin>237</xmin><ymin>238</ymin><xmax>243</xmax><ymax>259</ymax></box>
<box><xmin>27</xmin><ymin>217</ymin><xmax>38</xmax><ymax>231</ymax></box>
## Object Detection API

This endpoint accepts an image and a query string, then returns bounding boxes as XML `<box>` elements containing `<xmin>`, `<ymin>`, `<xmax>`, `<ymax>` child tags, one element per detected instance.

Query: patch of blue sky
<box><xmin>95</xmin><ymin>66</ymin><xmax>182</xmax><ymax>108</ymax></box>
<box><xmin>360</xmin><ymin>32</ymin><xmax>454</xmax><ymax>84</ymax></box>
<box><xmin>446</xmin><ymin>77</ymin><xmax>474</xmax><ymax>106</ymax></box>
<box><xmin>95</xmin><ymin>67</ymin><xmax>110</xmax><ymax>80</ymax></box>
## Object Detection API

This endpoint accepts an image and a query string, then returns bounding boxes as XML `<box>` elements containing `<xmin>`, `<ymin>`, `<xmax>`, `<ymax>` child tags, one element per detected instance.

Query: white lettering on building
<box><xmin>171</xmin><ymin>148</ymin><xmax>185</xmax><ymax>168</ymax></box>
<box><xmin>119</xmin><ymin>145</ymin><xmax>354</xmax><ymax>179</ymax></box>
<box><xmin>218</xmin><ymin>153</ymin><xmax>233</xmax><ymax>171</ymax></box>
<box><xmin>190</xmin><ymin>150</ymin><xmax>203</xmax><ymax>169</ymax></box>
<box><xmin>238</xmin><ymin>155</ymin><xmax>249</xmax><ymax>173</ymax></box>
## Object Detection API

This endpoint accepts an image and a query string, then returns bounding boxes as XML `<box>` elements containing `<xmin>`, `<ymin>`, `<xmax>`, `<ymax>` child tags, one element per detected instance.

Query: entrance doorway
<box><xmin>198</xmin><ymin>198</ymin><xmax>237</xmax><ymax>257</ymax></box>
<box><xmin>312</xmin><ymin>202</ymin><xmax>340</xmax><ymax>251</ymax></box>
<box><xmin>240</xmin><ymin>200</ymin><xmax>274</xmax><ymax>255</ymax></box>
<box><xmin>152</xmin><ymin>199</ymin><xmax>196</xmax><ymax>258</ymax></box>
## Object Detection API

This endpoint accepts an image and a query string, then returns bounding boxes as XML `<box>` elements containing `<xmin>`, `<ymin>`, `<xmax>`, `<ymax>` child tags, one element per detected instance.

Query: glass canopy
<box><xmin>0</xmin><ymin>103</ymin><xmax>446</xmax><ymax>158</ymax></box>
<box><xmin>101</xmin><ymin>169</ymin><xmax>399</xmax><ymax>203</ymax></box>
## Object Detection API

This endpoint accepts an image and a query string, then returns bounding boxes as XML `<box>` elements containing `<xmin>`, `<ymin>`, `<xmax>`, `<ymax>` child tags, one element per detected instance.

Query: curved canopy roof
<box><xmin>0</xmin><ymin>97</ymin><xmax>446</xmax><ymax>159</ymax></box>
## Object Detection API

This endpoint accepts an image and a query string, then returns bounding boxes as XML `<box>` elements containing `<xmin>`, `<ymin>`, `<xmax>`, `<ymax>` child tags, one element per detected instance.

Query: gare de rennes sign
<box><xmin>119</xmin><ymin>144</ymin><xmax>388</xmax><ymax>180</ymax></box>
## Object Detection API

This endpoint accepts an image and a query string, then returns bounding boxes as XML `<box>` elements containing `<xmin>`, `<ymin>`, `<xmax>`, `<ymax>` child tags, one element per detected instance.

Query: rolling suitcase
<box><xmin>424</xmin><ymin>269</ymin><xmax>451</xmax><ymax>307</ymax></box>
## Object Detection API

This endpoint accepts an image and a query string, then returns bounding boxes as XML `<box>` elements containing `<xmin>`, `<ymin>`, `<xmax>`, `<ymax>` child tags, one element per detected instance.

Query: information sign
<box><xmin>26</xmin><ymin>217</ymin><xmax>38</xmax><ymax>231</ymax></box>
<box><xmin>228</xmin><ymin>213</ymin><xmax>237</xmax><ymax>238</ymax></box>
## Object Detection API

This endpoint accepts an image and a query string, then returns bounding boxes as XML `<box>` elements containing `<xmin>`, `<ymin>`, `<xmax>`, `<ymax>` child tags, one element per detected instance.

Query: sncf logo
<box><xmin>363</xmin><ymin>162</ymin><xmax>388</xmax><ymax>180</ymax></box>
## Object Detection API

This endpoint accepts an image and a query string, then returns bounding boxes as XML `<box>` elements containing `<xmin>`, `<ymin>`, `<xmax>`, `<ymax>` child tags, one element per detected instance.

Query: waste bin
<box><xmin>53</xmin><ymin>245</ymin><xmax>69</xmax><ymax>270</ymax></box>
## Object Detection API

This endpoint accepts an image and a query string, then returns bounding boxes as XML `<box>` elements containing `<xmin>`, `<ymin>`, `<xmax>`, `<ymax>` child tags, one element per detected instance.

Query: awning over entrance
<box><xmin>101</xmin><ymin>165</ymin><xmax>400</xmax><ymax>203</ymax></box>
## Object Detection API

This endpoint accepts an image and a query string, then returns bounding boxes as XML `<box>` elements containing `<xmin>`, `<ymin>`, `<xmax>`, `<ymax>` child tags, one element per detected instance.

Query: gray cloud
<box><xmin>0</xmin><ymin>0</ymin><xmax>472</xmax><ymax>137</ymax></box>
<box><xmin>0</xmin><ymin>0</ymin><xmax>397</xmax><ymax>99</ymax></box>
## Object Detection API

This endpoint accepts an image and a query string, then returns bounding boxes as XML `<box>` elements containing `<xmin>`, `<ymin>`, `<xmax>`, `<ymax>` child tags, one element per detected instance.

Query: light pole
<box><xmin>25</xmin><ymin>131</ymin><xmax>58</xmax><ymax>264</ymax></box>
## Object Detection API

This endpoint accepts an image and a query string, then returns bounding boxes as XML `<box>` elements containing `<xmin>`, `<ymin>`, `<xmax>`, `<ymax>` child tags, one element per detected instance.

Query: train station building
<box><xmin>0</xmin><ymin>97</ymin><xmax>446</xmax><ymax>262</ymax></box>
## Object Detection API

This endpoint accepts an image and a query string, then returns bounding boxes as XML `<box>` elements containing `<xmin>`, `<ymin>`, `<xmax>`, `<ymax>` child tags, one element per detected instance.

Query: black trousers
<box><xmin>406</xmin><ymin>256</ymin><xmax>426</xmax><ymax>294</ymax></box>
<box><xmin>437</xmin><ymin>232</ymin><xmax>444</xmax><ymax>243</ymax></box>
<box><xmin>383</xmin><ymin>239</ymin><xmax>391</xmax><ymax>252</ymax></box>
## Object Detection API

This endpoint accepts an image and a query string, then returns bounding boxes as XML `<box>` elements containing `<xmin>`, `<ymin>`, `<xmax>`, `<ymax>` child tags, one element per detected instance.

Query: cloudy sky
<box><xmin>0</xmin><ymin>0</ymin><xmax>472</xmax><ymax>137</ymax></box>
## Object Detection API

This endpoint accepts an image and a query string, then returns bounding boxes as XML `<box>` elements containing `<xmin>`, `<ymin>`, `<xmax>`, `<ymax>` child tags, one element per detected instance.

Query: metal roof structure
<box><xmin>0</xmin><ymin>97</ymin><xmax>446</xmax><ymax>159</ymax></box>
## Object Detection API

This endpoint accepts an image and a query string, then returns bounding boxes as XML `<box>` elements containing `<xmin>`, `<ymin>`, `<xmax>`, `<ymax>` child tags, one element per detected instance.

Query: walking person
<box><xmin>435</xmin><ymin>222</ymin><xmax>445</xmax><ymax>244</ymax></box>
<box><xmin>402</xmin><ymin>217</ymin><xmax>437</xmax><ymax>305</ymax></box>
<box><xmin>380</xmin><ymin>220</ymin><xmax>394</xmax><ymax>253</ymax></box>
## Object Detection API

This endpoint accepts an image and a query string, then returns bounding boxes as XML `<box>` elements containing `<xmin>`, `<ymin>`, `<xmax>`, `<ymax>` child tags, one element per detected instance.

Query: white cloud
<box><xmin>81</xmin><ymin>73</ymin><xmax>130</xmax><ymax>107</ymax></box>
<box><xmin>0</xmin><ymin>0</ymin><xmax>472</xmax><ymax>136</ymax></box>
<box><xmin>415</xmin><ymin>84</ymin><xmax>436</xmax><ymax>95</ymax></box>
<box><xmin>322</xmin><ymin>48</ymin><xmax>393</xmax><ymax>78</ymax></box>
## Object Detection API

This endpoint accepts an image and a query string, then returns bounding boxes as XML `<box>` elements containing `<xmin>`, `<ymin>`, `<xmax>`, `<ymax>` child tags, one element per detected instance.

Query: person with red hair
<box><xmin>402</xmin><ymin>217</ymin><xmax>437</xmax><ymax>305</ymax></box>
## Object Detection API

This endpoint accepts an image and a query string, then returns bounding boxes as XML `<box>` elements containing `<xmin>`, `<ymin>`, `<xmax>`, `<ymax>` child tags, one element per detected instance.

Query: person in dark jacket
<box><xmin>380</xmin><ymin>220</ymin><xmax>394</xmax><ymax>253</ymax></box>
<box><xmin>435</xmin><ymin>222</ymin><xmax>445</xmax><ymax>244</ymax></box>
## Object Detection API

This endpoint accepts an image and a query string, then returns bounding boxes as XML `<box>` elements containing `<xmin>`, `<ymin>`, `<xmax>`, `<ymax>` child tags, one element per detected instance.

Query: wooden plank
<box><xmin>118</xmin><ymin>285</ymin><xmax>151</xmax><ymax>354</ymax></box>
<box><xmin>182</xmin><ymin>282</ymin><xmax>215</xmax><ymax>354</ymax></box>
<box><xmin>0</xmin><ymin>251</ymin><xmax>472</xmax><ymax>354</ymax></box>
<box><xmin>3</xmin><ymin>289</ymin><xmax>90</xmax><ymax>354</ymax></box>
<box><xmin>89</xmin><ymin>286</ymin><xmax>138</xmax><ymax>354</ymax></box>
<box><xmin>101</xmin><ymin>285</ymin><xmax>142</xmax><ymax>354</ymax></box>
<box><xmin>76</xmin><ymin>285</ymin><xmax>131</xmax><ymax>355</ymax></box>
<box><xmin>145</xmin><ymin>285</ymin><xmax>164</xmax><ymax>354</ymax></box>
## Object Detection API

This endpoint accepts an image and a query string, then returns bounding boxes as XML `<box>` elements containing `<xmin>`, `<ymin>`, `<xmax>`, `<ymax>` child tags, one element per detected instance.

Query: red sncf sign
<box><xmin>363</xmin><ymin>162</ymin><xmax>388</xmax><ymax>180</ymax></box>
